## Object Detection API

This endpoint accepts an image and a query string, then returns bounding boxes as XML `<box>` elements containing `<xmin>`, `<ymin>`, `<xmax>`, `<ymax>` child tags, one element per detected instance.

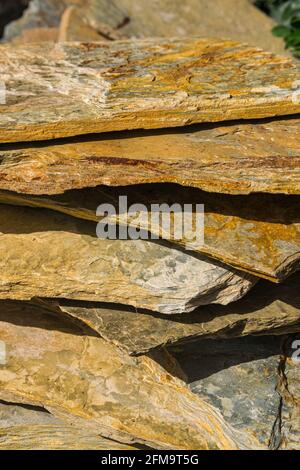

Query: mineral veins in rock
<box><xmin>3</xmin><ymin>184</ymin><xmax>298</xmax><ymax>282</ymax></box>
<box><xmin>0</xmin><ymin>204</ymin><xmax>254</xmax><ymax>313</ymax></box>
<box><xmin>0</xmin><ymin>303</ymin><xmax>260</xmax><ymax>449</ymax></box>
<box><xmin>0</xmin><ymin>118</ymin><xmax>299</xmax><ymax>196</ymax></box>
<box><xmin>0</xmin><ymin>38</ymin><xmax>299</xmax><ymax>143</ymax></box>
<box><xmin>42</xmin><ymin>272</ymin><xmax>300</xmax><ymax>356</ymax></box>
<box><xmin>0</xmin><ymin>402</ymin><xmax>136</xmax><ymax>450</ymax></box>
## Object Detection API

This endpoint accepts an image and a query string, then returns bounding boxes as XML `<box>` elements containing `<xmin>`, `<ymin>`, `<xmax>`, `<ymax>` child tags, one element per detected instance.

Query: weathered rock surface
<box><xmin>4</xmin><ymin>0</ymin><xmax>68</xmax><ymax>40</ymax></box>
<box><xmin>58</xmin><ymin>6</ymin><xmax>112</xmax><ymax>43</ymax></box>
<box><xmin>40</xmin><ymin>272</ymin><xmax>300</xmax><ymax>356</ymax></box>
<box><xmin>0</xmin><ymin>118</ymin><xmax>299</xmax><ymax>196</ymax></box>
<box><xmin>0</xmin><ymin>303</ymin><xmax>261</xmax><ymax>449</ymax></box>
<box><xmin>171</xmin><ymin>336</ymin><xmax>288</xmax><ymax>449</ymax></box>
<box><xmin>3</xmin><ymin>184</ymin><xmax>299</xmax><ymax>282</ymax></box>
<box><xmin>0</xmin><ymin>204</ymin><xmax>254</xmax><ymax>313</ymax></box>
<box><xmin>0</xmin><ymin>401</ymin><xmax>137</xmax><ymax>450</ymax></box>
<box><xmin>4</xmin><ymin>0</ymin><xmax>287</xmax><ymax>56</ymax></box>
<box><xmin>0</xmin><ymin>39</ymin><xmax>299</xmax><ymax>144</ymax></box>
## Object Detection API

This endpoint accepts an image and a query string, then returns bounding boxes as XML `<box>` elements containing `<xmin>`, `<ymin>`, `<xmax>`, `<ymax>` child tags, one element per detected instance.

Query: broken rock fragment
<box><xmin>0</xmin><ymin>303</ymin><xmax>261</xmax><ymax>449</ymax></box>
<box><xmin>4</xmin><ymin>0</ymin><xmax>287</xmax><ymax>56</ymax></box>
<box><xmin>0</xmin><ymin>38</ymin><xmax>299</xmax><ymax>143</ymax></box>
<box><xmin>0</xmin><ymin>204</ymin><xmax>254</xmax><ymax>313</ymax></box>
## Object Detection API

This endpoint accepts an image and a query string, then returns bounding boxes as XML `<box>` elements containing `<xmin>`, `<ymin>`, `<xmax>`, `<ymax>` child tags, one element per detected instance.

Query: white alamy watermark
<box><xmin>96</xmin><ymin>196</ymin><xmax>204</xmax><ymax>250</ymax></box>
<box><xmin>0</xmin><ymin>340</ymin><xmax>6</xmax><ymax>365</ymax></box>
<box><xmin>291</xmin><ymin>340</ymin><xmax>300</xmax><ymax>365</ymax></box>
<box><xmin>0</xmin><ymin>81</ymin><xmax>6</xmax><ymax>105</ymax></box>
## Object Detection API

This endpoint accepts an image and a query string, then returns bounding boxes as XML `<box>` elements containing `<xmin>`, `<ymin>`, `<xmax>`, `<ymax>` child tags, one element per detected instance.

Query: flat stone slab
<box><xmin>42</xmin><ymin>272</ymin><xmax>300</xmax><ymax>355</ymax></box>
<box><xmin>0</xmin><ymin>118</ymin><xmax>299</xmax><ymax>196</ymax></box>
<box><xmin>0</xmin><ymin>302</ymin><xmax>260</xmax><ymax>449</ymax></box>
<box><xmin>3</xmin><ymin>185</ymin><xmax>298</xmax><ymax>282</ymax></box>
<box><xmin>0</xmin><ymin>38</ymin><xmax>299</xmax><ymax>143</ymax></box>
<box><xmin>0</xmin><ymin>204</ymin><xmax>254</xmax><ymax>313</ymax></box>
<box><xmin>0</xmin><ymin>402</ymin><xmax>136</xmax><ymax>450</ymax></box>
<box><xmin>5</xmin><ymin>0</ymin><xmax>288</xmax><ymax>56</ymax></box>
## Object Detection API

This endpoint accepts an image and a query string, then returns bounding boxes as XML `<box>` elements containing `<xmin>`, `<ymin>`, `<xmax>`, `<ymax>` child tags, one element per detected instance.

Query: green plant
<box><xmin>256</xmin><ymin>0</ymin><xmax>300</xmax><ymax>57</ymax></box>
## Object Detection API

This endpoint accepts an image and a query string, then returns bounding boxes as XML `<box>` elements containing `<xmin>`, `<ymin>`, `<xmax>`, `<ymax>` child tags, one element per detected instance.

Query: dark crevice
<box><xmin>0</xmin><ymin>0</ymin><xmax>30</xmax><ymax>38</ymax></box>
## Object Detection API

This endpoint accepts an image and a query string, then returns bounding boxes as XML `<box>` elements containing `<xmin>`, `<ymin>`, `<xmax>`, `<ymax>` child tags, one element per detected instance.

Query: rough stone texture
<box><xmin>58</xmin><ymin>6</ymin><xmax>112</xmax><ymax>42</ymax></box>
<box><xmin>172</xmin><ymin>334</ymin><xmax>300</xmax><ymax>450</ymax></box>
<box><xmin>3</xmin><ymin>184</ymin><xmax>298</xmax><ymax>282</ymax></box>
<box><xmin>278</xmin><ymin>335</ymin><xmax>300</xmax><ymax>450</ymax></box>
<box><xmin>4</xmin><ymin>0</ymin><xmax>68</xmax><ymax>40</ymax></box>
<box><xmin>40</xmin><ymin>272</ymin><xmax>300</xmax><ymax>356</ymax></box>
<box><xmin>4</xmin><ymin>0</ymin><xmax>287</xmax><ymax>56</ymax></box>
<box><xmin>0</xmin><ymin>118</ymin><xmax>299</xmax><ymax>196</ymax></box>
<box><xmin>0</xmin><ymin>402</ymin><xmax>137</xmax><ymax>450</ymax></box>
<box><xmin>0</xmin><ymin>0</ymin><xmax>29</xmax><ymax>37</ymax></box>
<box><xmin>172</xmin><ymin>336</ymin><xmax>284</xmax><ymax>449</ymax></box>
<box><xmin>0</xmin><ymin>204</ymin><xmax>254</xmax><ymax>313</ymax></box>
<box><xmin>0</xmin><ymin>39</ymin><xmax>299</xmax><ymax>144</ymax></box>
<box><xmin>0</xmin><ymin>304</ymin><xmax>261</xmax><ymax>450</ymax></box>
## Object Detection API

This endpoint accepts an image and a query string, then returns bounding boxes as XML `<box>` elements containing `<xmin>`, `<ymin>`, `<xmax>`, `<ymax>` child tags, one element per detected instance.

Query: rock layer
<box><xmin>0</xmin><ymin>402</ymin><xmax>137</xmax><ymax>450</ymax></box>
<box><xmin>40</xmin><ymin>272</ymin><xmax>300</xmax><ymax>355</ymax></box>
<box><xmin>2</xmin><ymin>184</ymin><xmax>298</xmax><ymax>282</ymax></box>
<box><xmin>0</xmin><ymin>38</ymin><xmax>299</xmax><ymax>143</ymax></box>
<box><xmin>0</xmin><ymin>303</ymin><xmax>261</xmax><ymax>449</ymax></box>
<box><xmin>0</xmin><ymin>118</ymin><xmax>299</xmax><ymax>196</ymax></box>
<box><xmin>4</xmin><ymin>0</ymin><xmax>287</xmax><ymax>55</ymax></box>
<box><xmin>0</xmin><ymin>204</ymin><xmax>254</xmax><ymax>313</ymax></box>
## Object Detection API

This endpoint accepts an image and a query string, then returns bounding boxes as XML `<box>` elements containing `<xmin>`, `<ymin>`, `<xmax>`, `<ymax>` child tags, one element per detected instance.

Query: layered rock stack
<box><xmin>0</xmin><ymin>0</ymin><xmax>299</xmax><ymax>450</ymax></box>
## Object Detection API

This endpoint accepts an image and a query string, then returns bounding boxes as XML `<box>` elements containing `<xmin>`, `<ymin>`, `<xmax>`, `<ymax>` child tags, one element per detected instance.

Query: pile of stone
<box><xmin>0</xmin><ymin>0</ymin><xmax>299</xmax><ymax>450</ymax></box>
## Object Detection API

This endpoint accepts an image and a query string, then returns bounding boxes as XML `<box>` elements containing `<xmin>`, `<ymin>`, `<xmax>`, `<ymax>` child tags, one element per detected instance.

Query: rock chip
<box><xmin>0</xmin><ymin>38</ymin><xmax>299</xmax><ymax>143</ymax></box>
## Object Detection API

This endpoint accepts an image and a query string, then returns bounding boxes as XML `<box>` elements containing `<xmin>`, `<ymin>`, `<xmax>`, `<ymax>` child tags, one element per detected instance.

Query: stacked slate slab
<box><xmin>0</xmin><ymin>0</ymin><xmax>299</xmax><ymax>450</ymax></box>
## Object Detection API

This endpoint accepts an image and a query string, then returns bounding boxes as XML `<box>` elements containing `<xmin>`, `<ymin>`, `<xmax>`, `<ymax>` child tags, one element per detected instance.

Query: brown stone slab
<box><xmin>5</xmin><ymin>0</ymin><xmax>287</xmax><ymax>56</ymax></box>
<box><xmin>0</xmin><ymin>38</ymin><xmax>299</xmax><ymax>143</ymax></box>
<box><xmin>0</xmin><ymin>302</ymin><xmax>261</xmax><ymax>449</ymax></box>
<box><xmin>39</xmin><ymin>272</ymin><xmax>300</xmax><ymax>356</ymax></box>
<box><xmin>0</xmin><ymin>118</ymin><xmax>299</xmax><ymax>196</ymax></box>
<box><xmin>2</xmin><ymin>184</ymin><xmax>298</xmax><ymax>282</ymax></box>
<box><xmin>0</xmin><ymin>204</ymin><xmax>254</xmax><ymax>313</ymax></box>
